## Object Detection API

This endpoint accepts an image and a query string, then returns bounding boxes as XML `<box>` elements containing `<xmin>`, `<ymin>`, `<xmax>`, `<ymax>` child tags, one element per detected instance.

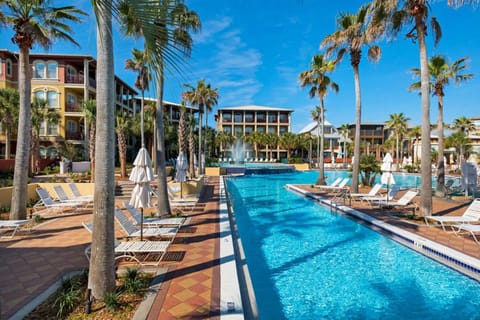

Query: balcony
<box><xmin>66</xmin><ymin>74</ymin><xmax>84</xmax><ymax>84</ymax></box>
<box><xmin>66</xmin><ymin>132</ymin><xmax>84</xmax><ymax>140</ymax></box>
<box><xmin>66</xmin><ymin>102</ymin><xmax>83</xmax><ymax>113</ymax></box>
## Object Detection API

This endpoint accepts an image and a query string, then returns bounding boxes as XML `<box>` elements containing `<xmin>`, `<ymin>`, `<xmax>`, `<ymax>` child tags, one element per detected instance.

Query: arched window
<box><xmin>46</xmin><ymin>146</ymin><xmax>58</xmax><ymax>159</ymax></box>
<box><xmin>34</xmin><ymin>61</ymin><xmax>45</xmax><ymax>78</ymax></box>
<box><xmin>67</xmin><ymin>65</ymin><xmax>76</xmax><ymax>82</ymax></box>
<box><xmin>0</xmin><ymin>58</ymin><xmax>3</xmax><ymax>74</ymax></box>
<box><xmin>39</xmin><ymin>146</ymin><xmax>47</xmax><ymax>159</ymax></box>
<box><xmin>35</xmin><ymin>89</ymin><xmax>58</xmax><ymax>108</ymax></box>
<box><xmin>33</xmin><ymin>60</ymin><xmax>58</xmax><ymax>79</ymax></box>
<box><xmin>46</xmin><ymin>61</ymin><xmax>57</xmax><ymax>79</ymax></box>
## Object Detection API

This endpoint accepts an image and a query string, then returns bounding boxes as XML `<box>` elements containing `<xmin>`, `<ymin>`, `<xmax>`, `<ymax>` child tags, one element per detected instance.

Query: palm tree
<box><xmin>216</xmin><ymin>131</ymin><xmax>235</xmax><ymax>158</ymax></box>
<box><xmin>278</xmin><ymin>132</ymin><xmax>299</xmax><ymax>160</ymax></box>
<box><xmin>446</xmin><ymin>131</ymin><xmax>471</xmax><ymax>166</ymax></box>
<box><xmin>409</xmin><ymin>55</ymin><xmax>473</xmax><ymax>195</ymax></box>
<box><xmin>82</xmin><ymin>99</ymin><xmax>96</xmax><ymax>182</ymax></box>
<box><xmin>265</xmin><ymin>133</ymin><xmax>278</xmax><ymax>160</ymax></box>
<box><xmin>384</xmin><ymin>113</ymin><xmax>410</xmax><ymax>168</ymax></box>
<box><xmin>244</xmin><ymin>131</ymin><xmax>264</xmax><ymax>159</ymax></box>
<box><xmin>321</xmin><ymin>3</ymin><xmax>382</xmax><ymax>193</ymax></box>
<box><xmin>298</xmin><ymin>55</ymin><xmax>338</xmax><ymax>185</ymax></box>
<box><xmin>119</xmin><ymin>1</ymin><xmax>200</xmax><ymax>217</ymax></box>
<box><xmin>0</xmin><ymin>88</ymin><xmax>19</xmax><ymax>160</ymax></box>
<box><xmin>374</xmin><ymin>0</ymin><xmax>442</xmax><ymax>216</ymax></box>
<box><xmin>338</xmin><ymin>124</ymin><xmax>350</xmax><ymax>167</ymax></box>
<box><xmin>30</xmin><ymin>97</ymin><xmax>60</xmax><ymax>175</ymax></box>
<box><xmin>187</xmin><ymin>112</ymin><xmax>197</xmax><ymax>178</ymax></box>
<box><xmin>125</xmin><ymin>48</ymin><xmax>150</xmax><ymax>147</ymax></box>
<box><xmin>0</xmin><ymin>1</ymin><xmax>85</xmax><ymax>220</ymax></box>
<box><xmin>115</xmin><ymin>111</ymin><xmax>131</xmax><ymax>178</ymax></box>
<box><xmin>452</xmin><ymin>116</ymin><xmax>474</xmax><ymax>134</ymax></box>
<box><xmin>183</xmin><ymin>79</ymin><xmax>219</xmax><ymax>175</ymax></box>
<box><xmin>408</xmin><ymin>125</ymin><xmax>421</xmax><ymax>165</ymax></box>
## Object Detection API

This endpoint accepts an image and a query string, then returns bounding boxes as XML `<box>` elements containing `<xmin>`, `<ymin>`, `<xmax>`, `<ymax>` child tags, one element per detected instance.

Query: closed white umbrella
<box><xmin>129</xmin><ymin>147</ymin><xmax>154</xmax><ymax>240</ymax></box>
<box><xmin>175</xmin><ymin>152</ymin><xmax>188</xmax><ymax>199</ymax></box>
<box><xmin>381</xmin><ymin>153</ymin><xmax>395</xmax><ymax>204</ymax></box>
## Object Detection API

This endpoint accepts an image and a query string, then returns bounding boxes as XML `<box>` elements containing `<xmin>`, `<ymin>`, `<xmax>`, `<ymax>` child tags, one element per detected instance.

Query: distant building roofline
<box><xmin>218</xmin><ymin>105</ymin><xmax>294</xmax><ymax>112</ymax></box>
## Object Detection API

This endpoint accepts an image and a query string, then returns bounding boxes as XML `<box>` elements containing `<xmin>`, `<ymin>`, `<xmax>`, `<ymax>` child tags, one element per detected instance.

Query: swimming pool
<box><xmin>225</xmin><ymin>171</ymin><xmax>480</xmax><ymax>319</ymax></box>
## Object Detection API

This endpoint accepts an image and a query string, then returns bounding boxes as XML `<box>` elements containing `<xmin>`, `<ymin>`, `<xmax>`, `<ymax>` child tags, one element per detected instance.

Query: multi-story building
<box><xmin>215</xmin><ymin>105</ymin><xmax>294</xmax><ymax>161</ymax></box>
<box><xmin>298</xmin><ymin>120</ymin><xmax>343</xmax><ymax>163</ymax></box>
<box><xmin>138</xmin><ymin>97</ymin><xmax>198</xmax><ymax>127</ymax></box>
<box><xmin>0</xmin><ymin>49</ymin><xmax>137</xmax><ymax>161</ymax></box>
<box><xmin>347</xmin><ymin>122</ymin><xmax>390</xmax><ymax>160</ymax></box>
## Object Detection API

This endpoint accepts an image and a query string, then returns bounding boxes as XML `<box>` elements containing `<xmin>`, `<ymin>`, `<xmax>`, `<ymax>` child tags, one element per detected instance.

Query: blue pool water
<box><xmin>225</xmin><ymin>171</ymin><xmax>480</xmax><ymax>319</ymax></box>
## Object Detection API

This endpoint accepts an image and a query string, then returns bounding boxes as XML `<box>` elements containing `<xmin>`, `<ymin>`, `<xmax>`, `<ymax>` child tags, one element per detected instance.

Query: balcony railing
<box><xmin>66</xmin><ymin>74</ymin><xmax>84</xmax><ymax>84</ymax></box>
<box><xmin>66</xmin><ymin>102</ymin><xmax>83</xmax><ymax>112</ymax></box>
<box><xmin>66</xmin><ymin>132</ymin><xmax>84</xmax><ymax>140</ymax></box>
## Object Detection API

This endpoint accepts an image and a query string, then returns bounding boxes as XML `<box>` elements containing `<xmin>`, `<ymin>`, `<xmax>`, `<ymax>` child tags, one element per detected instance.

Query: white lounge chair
<box><xmin>34</xmin><ymin>187</ymin><xmax>86</xmax><ymax>215</ymax></box>
<box><xmin>316</xmin><ymin>178</ymin><xmax>349</xmax><ymax>192</ymax></box>
<box><xmin>349</xmin><ymin>183</ymin><xmax>382</xmax><ymax>201</ymax></box>
<box><xmin>452</xmin><ymin>223</ymin><xmax>480</xmax><ymax>246</ymax></box>
<box><xmin>314</xmin><ymin>177</ymin><xmax>342</xmax><ymax>189</ymax></box>
<box><xmin>123</xmin><ymin>202</ymin><xmax>185</xmax><ymax>227</ymax></box>
<box><xmin>374</xmin><ymin>190</ymin><xmax>419</xmax><ymax>213</ymax></box>
<box><xmin>83</xmin><ymin>222</ymin><xmax>171</xmax><ymax>266</ymax></box>
<box><xmin>53</xmin><ymin>185</ymin><xmax>93</xmax><ymax>205</ymax></box>
<box><xmin>114</xmin><ymin>208</ymin><xmax>178</xmax><ymax>239</ymax></box>
<box><xmin>425</xmin><ymin>198</ymin><xmax>480</xmax><ymax>231</ymax></box>
<box><xmin>0</xmin><ymin>219</ymin><xmax>31</xmax><ymax>238</ymax></box>
<box><xmin>68</xmin><ymin>183</ymin><xmax>94</xmax><ymax>201</ymax></box>
<box><xmin>362</xmin><ymin>186</ymin><xmax>400</xmax><ymax>207</ymax></box>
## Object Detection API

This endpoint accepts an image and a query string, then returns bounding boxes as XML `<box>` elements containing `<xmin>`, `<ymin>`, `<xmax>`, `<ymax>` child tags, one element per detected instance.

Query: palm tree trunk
<box><xmin>88</xmin><ymin>4</ymin><xmax>116</xmax><ymax>299</ymax></box>
<box><xmin>5</xmin><ymin>126</ymin><xmax>11</xmax><ymax>160</ymax></box>
<box><xmin>198</xmin><ymin>110</ymin><xmax>203</xmax><ymax>175</ymax></box>
<box><xmin>396</xmin><ymin>134</ymin><xmax>399</xmax><ymax>169</ymax></box>
<box><xmin>351</xmin><ymin>64</ymin><xmax>362</xmax><ymax>193</ymax></box>
<box><xmin>417</xmin><ymin>16</ymin><xmax>433</xmax><ymax>216</ymax></box>
<box><xmin>204</xmin><ymin>109</ymin><xmax>208</xmax><ymax>165</ymax></box>
<box><xmin>89</xmin><ymin>126</ymin><xmax>95</xmax><ymax>182</ymax></box>
<box><xmin>10</xmin><ymin>46</ymin><xmax>31</xmax><ymax>220</ymax></box>
<box><xmin>116</xmin><ymin>128</ymin><xmax>127</xmax><ymax>177</ymax></box>
<box><xmin>155</xmin><ymin>70</ymin><xmax>172</xmax><ymax>216</ymax></box>
<box><xmin>316</xmin><ymin>101</ymin><xmax>326</xmax><ymax>185</ymax></box>
<box><xmin>436</xmin><ymin>96</ymin><xmax>445</xmax><ymax>196</ymax></box>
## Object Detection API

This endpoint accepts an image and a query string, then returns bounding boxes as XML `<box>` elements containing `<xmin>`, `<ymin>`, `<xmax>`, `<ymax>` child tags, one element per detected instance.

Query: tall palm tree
<box><xmin>452</xmin><ymin>116</ymin><xmax>474</xmax><ymax>134</ymax></box>
<box><xmin>115</xmin><ymin>111</ymin><xmax>131</xmax><ymax>178</ymax></box>
<box><xmin>278</xmin><ymin>132</ymin><xmax>299</xmax><ymax>160</ymax></box>
<box><xmin>30</xmin><ymin>97</ymin><xmax>60</xmax><ymax>175</ymax></box>
<box><xmin>119</xmin><ymin>0</ymin><xmax>200</xmax><ymax>216</ymax></box>
<box><xmin>298</xmin><ymin>55</ymin><xmax>338</xmax><ymax>185</ymax></box>
<box><xmin>216</xmin><ymin>131</ymin><xmax>235</xmax><ymax>158</ymax></box>
<box><xmin>384</xmin><ymin>113</ymin><xmax>410</xmax><ymax>168</ymax></box>
<box><xmin>187</xmin><ymin>112</ymin><xmax>197</xmax><ymax>179</ymax></box>
<box><xmin>0</xmin><ymin>1</ymin><xmax>86</xmax><ymax>220</ymax></box>
<box><xmin>183</xmin><ymin>79</ymin><xmax>219</xmax><ymax>174</ymax></box>
<box><xmin>125</xmin><ymin>48</ymin><xmax>150</xmax><ymax>147</ymax></box>
<box><xmin>446</xmin><ymin>131</ymin><xmax>471</xmax><ymax>165</ymax></box>
<box><xmin>338</xmin><ymin>124</ymin><xmax>350</xmax><ymax>167</ymax></box>
<box><xmin>321</xmin><ymin>3</ymin><xmax>382</xmax><ymax>193</ymax></box>
<box><xmin>82</xmin><ymin>99</ymin><xmax>96</xmax><ymax>182</ymax></box>
<box><xmin>409</xmin><ymin>55</ymin><xmax>473</xmax><ymax>195</ymax></box>
<box><xmin>375</xmin><ymin>0</ymin><xmax>442</xmax><ymax>216</ymax></box>
<box><xmin>0</xmin><ymin>88</ymin><xmax>19</xmax><ymax>160</ymax></box>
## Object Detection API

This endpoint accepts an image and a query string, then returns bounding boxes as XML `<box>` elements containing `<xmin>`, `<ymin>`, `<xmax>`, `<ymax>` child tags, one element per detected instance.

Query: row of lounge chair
<box><xmin>219</xmin><ymin>158</ymin><xmax>277</xmax><ymax>163</ymax></box>
<box><xmin>83</xmin><ymin>203</ymin><xmax>187</xmax><ymax>266</ymax></box>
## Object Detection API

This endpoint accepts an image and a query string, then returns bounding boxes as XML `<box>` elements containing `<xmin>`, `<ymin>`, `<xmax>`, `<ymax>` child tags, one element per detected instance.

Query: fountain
<box><xmin>231</xmin><ymin>139</ymin><xmax>246</xmax><ymax>164</ymax></box>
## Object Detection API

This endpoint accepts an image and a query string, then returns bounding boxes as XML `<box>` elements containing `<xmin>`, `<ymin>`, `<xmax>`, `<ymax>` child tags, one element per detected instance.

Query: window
<box><xmin>34</xmin><ymin>61</ymin><xmax>57</xmax><ymax>79</ymax></box>
<box><xmin>6</xmin><ymin>59</ymin><xmax>12</xmax><ymax>76</ymax></box>
<box><xmin>47</xmin><ymin>91</ymin><xmax>57</xmax><ymax>108</ymax></box>
<box><xmin>0</xmin><ymin>58</ymin><xmax>2</xmax><ymax>74</ymax></box>
<box><xmin>268</xmin><ymin>126</ymin><xmax>276</xmax><ymax>134</ymax></box>
<box><xmin>47</xmin><ymin>62</ymin><xmax>57</xmax><ymax>79</ymax></box>
<box><xmin>223</xmin><ymin>126</ymin><xmax>232</xmax><ymax>135</ymax></box>
<box><xmin>67</xmin><ymin>65</ymin><xmax>76</xmax><ymax>81</ymax></box>
<box><xmin>257</xmin><ymin>112</ymin><xmax>266</xmax><ymax>123</ymax></box>
<box><xmin>47</xmin><ymin>122</ymin><xmax>58</xmax><ymax>135</ymax></box>
<box><xmin>34</xmin><ymin>61</ymin><xmax>45</xmax><ymax>78</ymax></box>
<box><xmin>39</xmin><ymin>147</ymin><xmax>47</xmax><ymax>159</ymax></box>
<box><xmin>279</xmin><ymin>113</ymin><xmax>288</xmax><ymax>123</ymax></box>
<box><xmin>234</xmin><ymin>125</ymin><xmax>243</xmax><ymax>135</ymax></box>
<box><xmin>39</xmin><ymin>121</ymin><xmax>47</xmax><ymax>136</ymax></box>
<box><xmin>234</xmin><ymin>112</ymin><xmax>243</xmax><ymax>123</ymax></box>
<box><xmin>245</xmin><ymin>126</ymin><xmax>254</xmax><ymax>134</ymax></box>
<box><xmin>245</xmin><ymin>112</ymin><xmax>254</xmax><ymax>123</ymax></box>
<box><xmin>257</xmin><ymin>126</ymin><xmax>266</xmax><ymax>133</ymax></box>
<box><xmin>46</xmin><ymin>146</ymin><xmax>58</xmax><ymax>159</ymax></box>
<box><xmin>268</xmin><ymin>113</ymin><xmax>277</xmax><ymax>123</ymax></box>
<box><xmin>223</xmin><ymin>113</ymin><xmax>232</xmax><ymax>122</ymax></box>
<box><xmin>279</xmin><ymin>126</ymin><xmax>288</xmax><ymax>134</ymax></box>
<box><xmin>67</xmin><ymin>120</ymin><xmax>77</xmax><ymax>133</ymax></box>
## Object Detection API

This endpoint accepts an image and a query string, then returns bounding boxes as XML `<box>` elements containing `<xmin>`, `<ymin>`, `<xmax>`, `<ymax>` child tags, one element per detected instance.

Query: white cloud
<box><xmin>193</xmin><ymin>17</ymin><xmax>232</xmax><ymax>44</ymax></box>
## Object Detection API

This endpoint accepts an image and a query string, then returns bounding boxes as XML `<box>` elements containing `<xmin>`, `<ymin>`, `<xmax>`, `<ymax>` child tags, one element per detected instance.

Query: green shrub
<box><xmin>120</xmin><ymin>268</ymin><xmax>148</xmax><ymax>295</ymax></box>
<box><xmin>104</xmin><ymin>291</ymin><xmax>121</xmax><ymax>310</ymax></box>
<box><xmin>54</xmin><ymin>277</ymin><xmax>83</xmax><ymax>318</ymax></box>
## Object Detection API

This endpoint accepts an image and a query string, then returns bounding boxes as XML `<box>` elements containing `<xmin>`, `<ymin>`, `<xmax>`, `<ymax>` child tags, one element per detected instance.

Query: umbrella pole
<box><xmin>180</xmin><ymin>182</ymin><xmax>183</xmax><ymax>200</ymax></box>
<box><xmin>386</xmin><ymin>183</ymin><xmax>389</xmax><ymax>204</ymax></box>
<box><xmin>140</xmin><ymin>207</ymin><xmax>144</xmax><ymax>241</ymax></box>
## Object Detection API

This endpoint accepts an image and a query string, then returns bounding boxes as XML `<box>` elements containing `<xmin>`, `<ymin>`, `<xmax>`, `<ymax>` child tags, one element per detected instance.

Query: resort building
<box><xmin>215</xmin><ymin>105</ymin><xmax>294</xmax><ymax>161</ymax></box>
<box><xmin>0</xmin><ymin>49</ymin><xmax>137</xmax><ymax>161</ymax></box>
<box><xmin>346</xmin><ymin>122</ymin><xmax>390</xmax><ymax>160</ymax></box>
<box><xmin>0</xmin><ymin>50</ymin><xmax>194</xmax><ymax>166</ymax></box>
<box><xmin>297</xmin><ymin>120</ymin><xmax>344</xmax><ymax>164</ymax></box>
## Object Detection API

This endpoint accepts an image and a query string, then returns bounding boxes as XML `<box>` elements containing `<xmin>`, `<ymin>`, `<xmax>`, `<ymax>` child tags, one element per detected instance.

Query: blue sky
<box><xmin>1</xmin><ymin>1</ymin><xmax>479</xmax><ymax>132</ymax></box>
